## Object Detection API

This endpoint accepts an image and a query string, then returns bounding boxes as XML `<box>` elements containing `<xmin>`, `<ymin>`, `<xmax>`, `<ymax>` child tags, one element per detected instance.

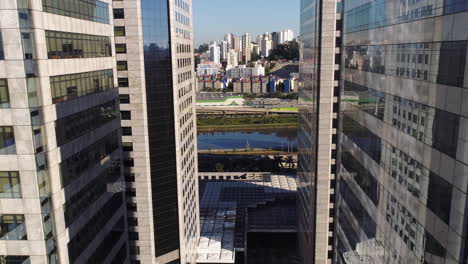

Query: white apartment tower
<box><xmin>220</xmin><ymin>40</ymin><xmax>228</xmax><ymax>61</ymax></box>
<box><xmin>209</xmin><ymin>42</ymin><xmax>220</xmax><ymax>64</ymax></box>
<box><xmin>261</xmin><ymin>37</ymin><xmax>273</xmax><ymax>58</ymax></box>
<box><xmin>241</xmin><ymin>33</ymin><xmax>251</xmax><ymax>63</ymax></box>
<box><xmin>227</xmin><ymin>50</ymin><xmax>239</xmax><ymax>67</ymax></box>
<box><xmin>231</xmin><ymin>34</ymin><xmax>241</xmax><ymax>52</ymax></box>
<box><xmin>224</xmin><ymin>33</ymin><xmax>232</xmax><ymax>50</ymax></box>
<box><xmin>279</xmin><ymin>29</ymin><xmax>294</xmax><ymax>44</ymax></box>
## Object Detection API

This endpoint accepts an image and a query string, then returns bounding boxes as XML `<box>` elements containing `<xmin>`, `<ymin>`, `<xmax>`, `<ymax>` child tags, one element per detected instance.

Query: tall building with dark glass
<box><xmin>297</xmin><ymin>0</ymin><xmax>342</xmax><ymax>262</ymax></box>
<box><xmin>300</xmin><ymin>0</ymin><xmax>468</xmax><ymax>264</ymax></box>
<box><xmin>0</xmin><ymin>0</ymin><xmax>129</xmax><ymax>263</ymax></box>
<box><xmin>334</xmin><ymin>0</ymin><xmax>468</xmax><ymax>263</ymax></box>
<box><xmin>112</xmin><ymin>0</ymin><xmax>199</xmax><ymax>263</ymax></box>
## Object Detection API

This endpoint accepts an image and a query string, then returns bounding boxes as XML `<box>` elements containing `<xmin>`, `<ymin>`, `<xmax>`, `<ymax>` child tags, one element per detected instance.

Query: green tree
<box><xmin>251</xmin><ymin>52</ymin><xmax>261</xmax><ymax>61</ymax></box>
<box><xmin>268</xmin><ymin>40</ymin><xmax>299</xmax><ymax>61</ymax></box>
<box><xmin>195</xmin><ymin>43</ymin><xmax>209</xmax><ymax>53</ymax></box>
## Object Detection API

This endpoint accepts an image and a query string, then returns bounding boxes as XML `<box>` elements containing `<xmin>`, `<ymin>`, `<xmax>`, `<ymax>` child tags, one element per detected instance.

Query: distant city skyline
<box><xmin>193</xmin><ymin>0</ymin><xmax>300</xmax><ymax>46</ymax></box>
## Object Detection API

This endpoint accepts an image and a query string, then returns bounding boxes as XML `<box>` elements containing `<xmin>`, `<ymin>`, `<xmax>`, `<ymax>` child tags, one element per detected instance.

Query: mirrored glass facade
<box><xmin>335</xmin><ymin>0</ymin><xmax>468</xmax><ymax>263</ymax></box>
<box><xmin>141</xmin><ymin>0</ymin><xmax>181</xmax><ymax>258</ymax></box>
<box><xmin>46</xmin><ymin>31</ymin><xmax>112</xmax><ymax>59</ymax></box>
<box><xmin>42</xmin><ymin>0</ymin><xmax>110</xmax><ymax>24</ymax></box>
<box><xmin>297</xmin><ymin>0</ymin><xmax>321</xmax><ymax>262</ymax></box>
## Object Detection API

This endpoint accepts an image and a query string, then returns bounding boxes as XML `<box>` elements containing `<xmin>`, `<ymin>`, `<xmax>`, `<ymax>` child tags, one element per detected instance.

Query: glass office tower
<box><xmin>335</xmin><ymin>0</ymin><xmax>468</xmax><ymax>263</ymax></box>
<box><xmin>112</xmin><ymin>0</ymin><xmax>199</xmax><ymax>263</ymax></box>
<box><xmin>0</xmin><ymin>0</ymin><xmax>129</xmax><ymax>263</ymax></box>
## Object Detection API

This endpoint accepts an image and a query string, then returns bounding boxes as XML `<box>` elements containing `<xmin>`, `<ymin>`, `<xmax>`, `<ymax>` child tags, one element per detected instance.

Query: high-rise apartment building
<box><xmin>272</xmin><ymin>32</ymin><xmax>280</xmax><ymax>49</ymax></box>
<box><xmin>220</xmin><ymin>40</ymin><xmax>228</xmax><ymax>60</ymax></box>
<box><xmin>241</xmin><ymin>33</ymin><xmax>251</xmax><ymax>63</ymax></box>
<box><xmin>0</xmin><ymin>0</ymin><xmax>129</xmax><ymax>263</ymax></box>
<box><xmin>298</xmin><ymin>0</ymin><xmax>468</xmax><ymax>264</ymax></box>
<box><xmin>297</xmin><ymin>0</ymin><xmax>340</xmax><ymax>262</ymax></box>
<box><xmin>112</xmin><ymin>0</ymin><xmax>200</xmax><ymax>263</ymax></box>
<box><xmin>279</xmin><ymin>29</ymin><xmax>294</xmax><ymax>44</ymax></box>
<box><xmin>209</xmin><ymin>41</ymin><xmax>220</xmax><ymax>64</ymax></box>
<box><xmin>224</xmin><ymin>33</ymin><xmax>232</xmax><ymax>50</ymax></box>
<box><xmin>252</xmin><ymin>44</ymin><xmax>260</xmax><ymax>58</ymax></box>
<box><xmin>232</xmin><ymin>34</ymin><xmax>241</xmax><ymax>52</ymax></box>
<box><xmin>227</xmin><ymin>50</ymin><xmax>239</xmax><ymax>67</ymax></box>
<box><xmin>256</xmin><ymin>35</ymin><xmax>263</xmax><ymax>55</ymax></box>
<box><xmin>261</xmin><ymin>36</ymin><xmax>273</xmax><ymax>58</ymax></box>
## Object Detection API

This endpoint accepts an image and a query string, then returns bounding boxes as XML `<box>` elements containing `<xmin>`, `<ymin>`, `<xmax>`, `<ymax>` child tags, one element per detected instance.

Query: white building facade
<box><xmin>0</xmin><ymin>0</ymin><xmax>129</xmax><ymax>263</ymax></box>
<box><xmin>209</xmin><ymin>42</ymin><xmax>220</xmax><ymax>64</ymax></box>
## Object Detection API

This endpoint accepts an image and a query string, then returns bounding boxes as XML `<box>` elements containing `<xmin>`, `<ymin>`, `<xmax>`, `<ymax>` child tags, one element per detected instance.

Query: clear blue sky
<box><xmin>193</xmin><ymin>0</ymin><xmax>300</xmax><ymax>46</ymax></box>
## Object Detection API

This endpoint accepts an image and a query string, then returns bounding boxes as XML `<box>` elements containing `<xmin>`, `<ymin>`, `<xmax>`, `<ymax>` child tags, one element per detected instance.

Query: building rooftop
<box><xmin>196</xmin><ymin>173</ymin><xmax>297</xmax><ymax>263</ymax></box>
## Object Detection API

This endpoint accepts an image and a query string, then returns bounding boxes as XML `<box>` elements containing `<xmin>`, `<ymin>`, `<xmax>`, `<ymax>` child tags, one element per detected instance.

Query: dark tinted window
<box><xmin>127</xmin><ymin>203</ymin><xmax>137</xmax><ymax>211</ymax></box>
<box><xmin>0</xmin><ymin>256</ymin><xmax>30</xmax><ymax>263</ymax></box>
<box><xmin>0</xmin><ymin>171</ymin><xmax>21</xmax><ymax>198</ymax></box>
<box><xmin>342</xmin><ymin>115</ymin><xmax>382</xmax><ymax>163</ymax></box>
<box><xmin>0</xmin><ymin>79</ymin><xmax>10</xmax><ymax>108</ymax></box>
<box><xmin>0</xmin><ymin>215</ymin><xmax>27</xmax><ymax>240</ymax></box>
<box><xmin>113</xmin><ymin>8</ymin><xmax>125</xmax><ymax>19</ymax></box>
<box><xmin>46</xmin><ymin>31</ymin><xmax>112</xmax><ymax>59</ymax></box>
<box><xmin>114</xmin><ymin>26</ymin><xmax>126</xmax><ymax>36</ymax></box>
<box><xmin>432</xmin><ymin>110</ymin><xmax>459</xmax><ymax>158</ymax></box>
<box><xmin>424</xmin><ymin>231</ymin><xmax>446</xmax><ymax>260</ymax></box>
<box><xmin>122</xmin><ymin>142</ymin><xmax>133</xmax><ymax>152</ymax></box>
<box><xmin>141</xmin><ymin>0</ymin><xmax>181</xmax><ymax>256</ymax></box>
<box><xmin>437</xmin><ymin>41</ymin><xmax>467</xmax><ymax>86</ymax></box>
<box><xmin>124</xmin><ymin>159</ymin><xmax>134</xmax><ymax>167</ymax></box>
<box><xmin>0</xmin><ymin>32</ymin><xmax>4</xmax><ymax>60</ymax></box>
<box><xmin>118</xmin><ymin>78</ymin><xmax>129</xmax><ymax>87</ymax></box>
<box><xmin>67</xmin><ymin>194</ymin><xmax>123</xmax><ymax>263</ymax></box>
<box><xmin>444</xmin><ymin>0</ymin><xmax>468</xmax><ymax>14</ymax></box>
<box><xmin>42</xmin><ymin>0</ymin><xmax>110</xmax><ymax>24</ymax></box>
<box><xmin>119</xmin><ymin>94</ymin><xmax>130</xmax><ymax>104</ymax></box>
<box><xmin>63</xmin><ymin>163</ymin><xmax>120</xmax><ymax>227</ymax></box>
<box><xmin>88</xmin><ymin>217</ymin><xmax>125</xmax><ymax>263</ymax></box>
<box><xmin>111</xmin><ymin>242</ymin><xmax>128</xmax><ymax>264</ymax></box>
<box><xmin>128</xmin><ymin>232</ymin><xmax>139</xmax><ymax>240</ymax></box>
<box><xmin>55</xmin><ymin>100</ymin><xmax>118</xmax><ymax>146</ymax></box>
<box><xmin>128</xmin><ymin>217</ymin><xmax>138</xmax><ymax>226</ymax></box>
<box><xmin>0</xmin><ymin>127</ymin><xmax>16</xmax><ymax>155</ymax></box>
<box><xmin>427</xmin><ymin>172</ymin><xmax>452</xmax><ymax>224</ymax></box>
<box><xmin>117</xmin><ymin>61</ymin><xmax>128</xmax><ymax>71</ymax></box>
<box><xmin>341</xmin><ymin>151</ymin><xmax>380</xmax><ymax>205</ymax></box>
<box><xmin>50</xmin><ymin>69</ymin><xmax>114</xmax><ymax>104</ymax></box>
<box><xmin>340</xmin><ymin>181</ymin><xmax>377</xmax><ymax>238</ymax></box>
<box><xmin>121</xmin><ymin>111</ymin><xmax>131</xmax><ymax>120</ymax></box>
<box><xmin>115</xmin><ymin>43</ymin><xmax>127</xmax><ymax>54</ymax></box>
<box><xmin>60</xmin><ymin>131</ymin><xmax>119</xmax><ymax>187</ymax></box>
<box><xmin>122</xmin><ymin>127</ymin><xmax>132</xmax><ymax>136</ymax></box>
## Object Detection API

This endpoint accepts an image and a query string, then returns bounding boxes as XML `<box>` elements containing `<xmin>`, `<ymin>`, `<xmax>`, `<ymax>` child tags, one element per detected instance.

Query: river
<box><xmin>197</xmin><ymin>128</ymin><xmax>298</xmax><ymax>151</ymax></box>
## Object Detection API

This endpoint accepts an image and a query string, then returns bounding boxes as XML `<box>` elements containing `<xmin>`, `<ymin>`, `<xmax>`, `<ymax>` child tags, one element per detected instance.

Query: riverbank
<box><xmin>197</xmin><ymin>114</ymin><xmax>298</xmax><ymax>131</ymax></box>
<box><xmin>199</xmin><ymin>148</ymin><xmax>297</xmax><ymax>155</ymax></box>
<box><xmin>197</xmin><ymin>123</ymin><xmax>298</xmax><ymax>131</ymax></box>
